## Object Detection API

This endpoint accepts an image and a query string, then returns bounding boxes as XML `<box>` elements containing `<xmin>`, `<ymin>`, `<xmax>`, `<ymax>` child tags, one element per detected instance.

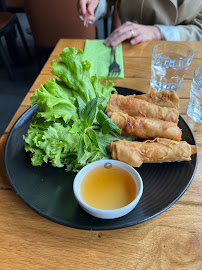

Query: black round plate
<box><xmin>4</xmin><ymin>87</ymin><xmax>198</xmax><ymax>230</ymax></box>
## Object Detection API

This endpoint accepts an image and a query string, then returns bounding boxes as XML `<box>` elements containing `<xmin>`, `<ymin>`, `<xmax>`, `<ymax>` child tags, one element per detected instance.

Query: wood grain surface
<box><xmin>0</xmin><ymin>39</ymin><xmax>201</xmax><ymax>270</ymax></box>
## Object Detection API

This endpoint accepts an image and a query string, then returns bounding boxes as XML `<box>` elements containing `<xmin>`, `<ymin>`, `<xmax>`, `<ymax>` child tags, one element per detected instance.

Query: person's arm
<box><xmin>155</xmin><ymin>11</ymin><xmax>202</xmax><ymax>41</ymax></box>
<box><xmin>177</xmin><ymin>11</ymin><xmax>202</xmax><ymax>41</ymax></box>
<box><xmin>154</xmin><ymin>25</ymin><xmax>180</xmax><ymax>41</ymax></box>
<box><xmin>104</xmin><ymin>22</ymin><xmax>162</xmax><ymax>46</ymax></box>
<box><xmin>93</xmin><ymin>0</ymin><xmax>108</xmax><ymax>20</ymax></box>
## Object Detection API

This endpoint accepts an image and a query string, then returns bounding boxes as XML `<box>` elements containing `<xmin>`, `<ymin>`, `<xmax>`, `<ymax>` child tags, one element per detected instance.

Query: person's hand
<box><xmin>77</xmin><ymin>0</ymin><xmax>99</xmax><ymax>21</ymax></box>
<box><xmin>104</xmin><ymin>22</ymin><xmax>162</xmax><ymax>46</ymax></box>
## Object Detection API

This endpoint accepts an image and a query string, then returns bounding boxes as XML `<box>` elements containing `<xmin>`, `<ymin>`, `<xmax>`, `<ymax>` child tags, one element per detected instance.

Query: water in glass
<box><xmin>150</xmin><ymin>43</ymin><xmax>194</xmax><ymax>92</ymax></box>
<box><xmin>187</xmin><ymin>66</ymin><xmax>202</xmax><ymax>123</ymax></box>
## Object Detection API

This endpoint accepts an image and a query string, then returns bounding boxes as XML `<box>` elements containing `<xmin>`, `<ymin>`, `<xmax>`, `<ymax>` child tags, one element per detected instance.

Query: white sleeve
<box><xmin>94</xmin><ymin>0</ymin><xmax>107</xmax><ymax>20</ymax></box>
<box><xmin>155</xmin><ymin>25</ymin><xmax>181</xmax><ymax>41</ymax></box>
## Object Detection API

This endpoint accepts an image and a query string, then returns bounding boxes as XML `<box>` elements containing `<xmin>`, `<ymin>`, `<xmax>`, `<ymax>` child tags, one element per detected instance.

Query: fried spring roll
<box><xmin>108</xmin><ymin>112</ymin><xmax>182</xmax><ymax>141</ymax></box>
<box><xmin>109</xmin><ymin>138</ymin><xmax>197</xmax><ymax>167</ymax></box>
<box><xmin>106</xmin><ymin>94</ymin><xmax>179</xmax><ymax>123</ymax></box>
<box><xmin>133</xmin><ymin>89</ymin><xmax>179</xmax><ymax>109</ymax></box>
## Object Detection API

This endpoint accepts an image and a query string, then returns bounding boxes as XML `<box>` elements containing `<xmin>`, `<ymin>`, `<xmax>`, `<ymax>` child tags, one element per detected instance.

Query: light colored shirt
<box><xmin>94</xmin><ymin>0</ymin><xmax>201</xmax><ymax>41</ymax></box>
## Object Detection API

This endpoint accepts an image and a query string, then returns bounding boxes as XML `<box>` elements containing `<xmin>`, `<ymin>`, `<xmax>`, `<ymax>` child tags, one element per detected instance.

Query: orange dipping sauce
<box><xmin>80</xmin><ymin>165</ymin><xmax>136</xmax><ymax>210</ymax></box>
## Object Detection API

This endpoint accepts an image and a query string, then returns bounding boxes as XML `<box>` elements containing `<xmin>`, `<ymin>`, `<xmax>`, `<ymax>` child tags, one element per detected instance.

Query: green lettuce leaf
<box><xmin>24</xmin><ymin>47</ymin><xmax>135</xmax><ymax>172</ymax></box>
<box><xmin>30</xmin><ymin>78</ymin><xmax>78</xmax><ymax>123</ymax></box>
<box><xmin>51</xmin><ymin>47</ymin><xmax>95</xmax><ymax>103</ymax></box>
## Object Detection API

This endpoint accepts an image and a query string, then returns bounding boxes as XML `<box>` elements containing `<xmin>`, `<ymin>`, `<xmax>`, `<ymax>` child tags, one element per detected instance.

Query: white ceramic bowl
<box><xmin>73</xmin><ymin>160</ymin><xmax>143</xmax><ymax>219</ymax></box>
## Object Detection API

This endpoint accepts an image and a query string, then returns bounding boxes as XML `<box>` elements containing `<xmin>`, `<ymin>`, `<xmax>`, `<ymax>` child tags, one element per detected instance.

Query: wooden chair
<box><xmin>24</xmin><ymin>0</ymin><xmax>96</xmax><ymax>49</ymax></box>
<box><xmin>0</xmin><ymin>12</ymin><xmax>31</xmax><ymax>80</ymax></box>
<box><xmin>4</xmin><ymin>0</ymin><xmax>24</xmax><ymax>12</ymax></box>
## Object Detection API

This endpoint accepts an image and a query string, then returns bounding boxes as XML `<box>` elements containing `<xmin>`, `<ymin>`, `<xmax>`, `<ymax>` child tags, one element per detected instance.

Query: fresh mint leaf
<box><xmin>96</xmin><ymin>110</ymin><xmax>107</xmax><ymax>125</ymax></box>
<box><xmin>78</xmin><ymin>135</ymin><xmax>85</xmax><ymax>161</ymax></box>
<box><xmin>96</xmin><ymin>110</ymin><xmax>121</xmax><ymax>135</ymax></box>
<box><xmin>83</xmin><ymin>97</ymin><xmax>105</xmax><ymax>127</ymax></box>
<box><xmin>96</xmin><ymin>131</ymin><xmax>119</xmax><ymax>155</ymax></box>
<box><xmin>102</xmin><ymin>120</ymin><xmax>121</xmax><ymax>135</ymax></box>
<box><xmin>77</xmin><ymin>96</ymin><xmax>86</xmax><ymax>120</ymax></box>
<box><xmin>83</xmin><ymin>133</ymin><xmax>91</xmax><ymax>150</ymax></box>
<box><xmin>86</xmin><ymin>128</ymin><xmax>99</xmax><ymax>147</ymax></box>
<box><xmin>83</xmin><ymin>98</ymin><xmax>98</xmax><ymax>127</ymax></box>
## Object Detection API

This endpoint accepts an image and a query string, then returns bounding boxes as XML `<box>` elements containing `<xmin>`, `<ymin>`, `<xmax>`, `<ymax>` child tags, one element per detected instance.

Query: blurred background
<box><xmin>0</xmin><ymin>0</ymin><xmax>112</xmax><ymax>137</ymax></box>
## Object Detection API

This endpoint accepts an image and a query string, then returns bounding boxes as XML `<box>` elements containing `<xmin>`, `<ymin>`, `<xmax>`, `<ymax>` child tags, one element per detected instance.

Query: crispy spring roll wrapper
<box><xmin>108</xmin><ymin>111</ymin><xmax>182</xmax><ymax>141</ymax></box>
<box><xmin>133</xmin><ymin>89</ymin><xmax>180</xmax><ymax>109</ymax></box>
<box><xmin>109</xmin><ymin>138</ymin><xmax>197</xmax><ymax>167</ymax></box>
<box><xmin>106</xmin><ymin>94</ymin><xmax>179</xmax><ymax>123</ymax></box>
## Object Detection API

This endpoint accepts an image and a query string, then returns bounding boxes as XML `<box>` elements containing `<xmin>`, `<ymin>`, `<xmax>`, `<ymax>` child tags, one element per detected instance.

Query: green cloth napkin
<box><xmin>83</xmin><ymin>40</ymin><xmax>124</xmax><ymax>79</ymax></box>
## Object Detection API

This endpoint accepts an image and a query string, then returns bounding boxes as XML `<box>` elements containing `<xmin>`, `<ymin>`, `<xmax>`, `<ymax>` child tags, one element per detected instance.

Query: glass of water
<box><xmin>150</xmin><ymin>43</ymin><xmax>194</xmax><ymax>92</ymax></box>
<box><xmin>187</xmin><ymin>65</ymin><xmax>202</xmax><ymax>123</ymax></box>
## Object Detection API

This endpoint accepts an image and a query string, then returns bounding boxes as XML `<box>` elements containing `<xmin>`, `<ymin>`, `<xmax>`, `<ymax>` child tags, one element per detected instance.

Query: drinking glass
<box><xmin>187</xmin><ymin>65</ymin><xmax>202</xmax><ymax>123</ymax></box>
<box><xmin>150</xmin><ymin>43</ymin><xmax>194</xmax><ymax>92</ymax></box>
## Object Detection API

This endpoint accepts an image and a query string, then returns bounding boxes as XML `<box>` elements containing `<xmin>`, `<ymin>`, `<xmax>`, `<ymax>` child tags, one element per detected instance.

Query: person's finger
<box><xmin>105</xmin><ymin>22</ymin><xmax>133</xmax><ymax>40</ymax></box>
<box><xmin>105</xmin><ymin>28</ymin><xmax>136</xmax><ymax>46</ymax></box>
<box><xmin>87</xmin><ymin>0</ymin><xmax>98</xmax><ymax>16</ymax></box>
<box><xmin>105</xmin><ymin>22</ymin><xmax>136</xmax><ymax>45</ymax></box>
<box><xmin>78</xmin><ymin>0</ymin><xmax>87</xmax><ymax>16</ymax></box>
<box><xmin>84</xmin><ymin>12</ymin><xmax>89</xmax><ymax>27</ymax></box>
<box><xmin>130</xmin><ymin>34</ymin><xmax>143</xmax><ymax>45</ymax></box>
<box><xmin>86</xmin><ymin>14</ymin><xmax>95</xmax><ymax>21</ymax></box>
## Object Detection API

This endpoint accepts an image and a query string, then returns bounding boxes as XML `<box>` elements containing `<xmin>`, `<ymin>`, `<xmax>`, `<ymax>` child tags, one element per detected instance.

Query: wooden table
<box><xmin>0</xmin><ymin>39</ymin><xmax>201</xmax><ymax>269</ymax></box>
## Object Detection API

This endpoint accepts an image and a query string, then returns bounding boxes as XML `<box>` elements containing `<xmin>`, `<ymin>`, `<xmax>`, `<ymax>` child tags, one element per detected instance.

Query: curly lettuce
<box><xmin>24</xmin><ymin>47</ymin><xmax>121</xmax><ymax>172</ymax></box>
